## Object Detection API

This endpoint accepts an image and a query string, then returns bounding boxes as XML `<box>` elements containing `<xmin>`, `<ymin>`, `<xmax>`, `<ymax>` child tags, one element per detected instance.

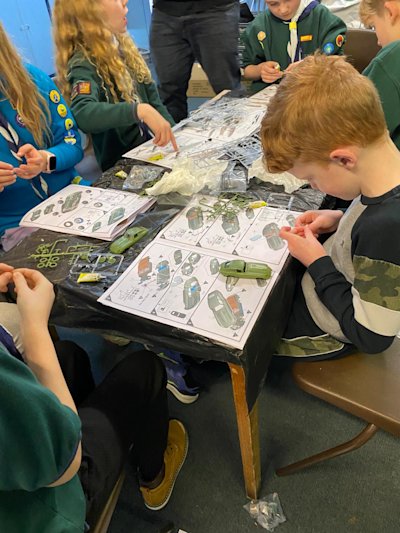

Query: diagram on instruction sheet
<box><xmin>20</xmin><ymin>185</ymin><xmax>154</xmax><ymax>240</ymax></box>
<box><xmin>99</xmin><ymin>196</ymin><xmax>300</xmax><ymax>349</ymax></box>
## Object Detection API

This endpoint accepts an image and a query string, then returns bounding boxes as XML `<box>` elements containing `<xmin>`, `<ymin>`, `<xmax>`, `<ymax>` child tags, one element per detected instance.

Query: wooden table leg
<box><xmin>229</xmin><ymin>362</ymin><xmax>261</xmax><ymax>499</ymax></box>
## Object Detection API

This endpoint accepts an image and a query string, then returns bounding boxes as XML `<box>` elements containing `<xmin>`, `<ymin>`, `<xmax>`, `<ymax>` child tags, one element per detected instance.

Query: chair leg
<box><xmin>92</xmin><ymin>471</ymin><xmax>126</xmax><ymax>533</ymax></box>
<box><xmin>276</xmin><ymin>423</ymin><xmax>379</xmax><ymax>476</ymax></box>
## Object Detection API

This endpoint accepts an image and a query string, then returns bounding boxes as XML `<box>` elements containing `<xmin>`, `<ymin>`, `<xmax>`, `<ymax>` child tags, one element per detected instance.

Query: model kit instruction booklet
<box><xmin>20</xmin><ymin>184</ymin><xmax>155</xmax><ymax>241</ymax></box>
<box><xmin>99</xmin><ymin>195</ymin><xmax>300</xmax><ymax>349</ymax></box>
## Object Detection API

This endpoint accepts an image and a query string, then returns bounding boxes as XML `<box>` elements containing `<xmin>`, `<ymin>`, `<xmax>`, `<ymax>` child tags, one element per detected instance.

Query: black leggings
<box><xmin>55</xmin><ymin>341</ymin><xmax>169</xmax><ymax>527</ymax></box>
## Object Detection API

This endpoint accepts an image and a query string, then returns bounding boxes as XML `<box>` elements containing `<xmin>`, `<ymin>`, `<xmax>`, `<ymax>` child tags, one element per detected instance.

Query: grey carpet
<box><xmin>56</xmin><ymin>328</ymin><xmax>399</xmax><ymax>533</ymax></box>
<box><xmin>107</xmin><ymin>357</ymin><xmax>400</xmax><ymax>533</ymax></box>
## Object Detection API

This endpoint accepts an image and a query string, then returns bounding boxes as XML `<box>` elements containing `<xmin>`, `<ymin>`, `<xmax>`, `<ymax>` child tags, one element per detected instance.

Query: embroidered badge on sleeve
<box><xmin>323</xmin><ymin>42</ymin><xmax>335</xmax><ymax>55</ymax></box>
<box><xmin>49</xmin><ymin>90</ymin><xmax>61</xmax><ymax>104</ymax></box>
<box><xmin>57</xmin><ymin>104</ymin><xmax>68</xmax><ymax>118</ymax></box>
<box><xmin>336</xmin><ymin>34</ymin><xmax>345</xmax><ymax>47</ymax></box>
<box><xmin>71</xmin><ymin>81</ymin><xmax>92</xmax><ymax>101</ymax></box>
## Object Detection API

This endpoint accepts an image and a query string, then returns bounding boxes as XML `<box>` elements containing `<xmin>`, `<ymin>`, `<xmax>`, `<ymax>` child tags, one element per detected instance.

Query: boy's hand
<box><xmin>295</xmin><ymin>210</ymin><xmax>344</xmax><ymax>235</ymax></box>
<box><xmin>13</xmin><ymin>269</ymin><xmax>54</xmax><ymax>329</ymax></box>
<box><xmin>260</xmin><ymin>62</ymin><xmax>283</xmax><ymax>83</ymax></box>
<box><xmin>0</xmin><ymin>161</ymin><xmax>17</xmax><ymax>191</ymax></box>
<box><xmin>14</xmin><ymin>144</ymin><xmax>47</xmax><ymax>179</ymax></box>
<box><xmin>0</xmin><ymin>263</ymin><xmax>14</xmax><ymax>291</ymax></box>
<box><xmin>280</xmin><ymin>225</ymin><xmax>327</xmax><ymax>267</ymax></box>
<box><xmin>137</xmin><ymin>103</ymin><xmax>178</xmax><ymax>151</ymax></box>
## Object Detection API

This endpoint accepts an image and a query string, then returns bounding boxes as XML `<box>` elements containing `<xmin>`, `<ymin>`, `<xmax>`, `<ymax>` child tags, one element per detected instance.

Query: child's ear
<box><xmin>383</xmin><ymin>0</ymin><xmax>400</xmax><ymax>23</ymax></box>
<box><xmin>329</xmin><ymin>148</ymin><xmax>357</xmax><ymax>169</ymax></box>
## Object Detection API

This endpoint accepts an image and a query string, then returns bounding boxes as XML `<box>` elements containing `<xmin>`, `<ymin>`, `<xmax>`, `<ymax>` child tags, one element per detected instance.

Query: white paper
<box><xmin>99</xmin><ymin>196</ymin><xmax>300</xmax><ymax>349</ymax></box>
<box><xmin>20</xmin><ymin>184</ymin><xmax>155</xmax><ymax>241</ymax></box>
<box><xmin>123</xmin><ymin>99</ymin><xmax>266</xmax><ymax>169</ymax></box>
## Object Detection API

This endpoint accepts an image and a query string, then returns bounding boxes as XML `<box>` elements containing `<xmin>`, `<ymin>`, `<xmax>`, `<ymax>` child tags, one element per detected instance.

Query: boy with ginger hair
<box><xmin>261</xmin><ymin>54</ymin><xmax>400</xmax><ymax>359</ymax></box>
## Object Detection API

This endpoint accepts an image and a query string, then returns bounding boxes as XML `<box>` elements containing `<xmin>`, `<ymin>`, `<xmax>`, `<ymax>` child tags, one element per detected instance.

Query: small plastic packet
<box><xmin>243</xmin><ymin>493</ymin><xmax>286</xmax><ymax>531</ymax></box>
<box><xmin>123</xmin><ymin>164</ymin><xmax>165</xmax><ymax>192</ymax></box>
<box><xmin>219</xmin><ymin>162</ymin><xmax>248</xmax><ymax>193</ymax></box>
<box><xmin>70</xmin><ymin>252</ymin><xmax>124</xmax><ymax>282</ymax></box>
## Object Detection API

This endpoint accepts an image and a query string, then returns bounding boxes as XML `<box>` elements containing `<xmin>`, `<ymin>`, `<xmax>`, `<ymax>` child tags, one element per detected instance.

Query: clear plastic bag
<box><xmin>243</xmin><ymin>493</ymin><xmax>286</xmax><ymax>531</ymax></box>
<box><xmin>122</xmin><ymin>164</ymin><xmax>165</xmax><ymax>192</ymax></box>
<box><xmin>219</xmin><ymin>162</ymin><xmax>248</xmax><ymax>193</ymax></box>
<box><xmin>69</xmin><ymin>252</ymin><xmax>124</xmax><ymax>282</ymax></box>
<box><xmin>145</xmin><ymin>158</ymin><xmax>229</xmax><ymax>197</ymax></box>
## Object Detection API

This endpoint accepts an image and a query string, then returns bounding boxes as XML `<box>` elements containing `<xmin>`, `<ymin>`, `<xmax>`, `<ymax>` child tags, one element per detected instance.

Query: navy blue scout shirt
<box><xmin>242</xmin><ymin>4</ymin><xmax>347</xmax><ymax>93</ymax></box>
<box><xmin>0</xmin><ymin>64</ymin><xmax>82</xmax><ymax>236</ymax></box>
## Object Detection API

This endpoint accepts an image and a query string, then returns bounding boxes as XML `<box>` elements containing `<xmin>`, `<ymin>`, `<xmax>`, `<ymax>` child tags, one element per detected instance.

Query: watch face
<box><xmin>48</xmin><ymin>155</ymin><xmax>57</xmax><ymax>171</ymax></box>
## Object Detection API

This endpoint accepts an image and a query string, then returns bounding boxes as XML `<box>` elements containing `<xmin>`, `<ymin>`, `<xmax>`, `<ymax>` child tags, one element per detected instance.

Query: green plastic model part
<box><xmin>199</xmin><ymin>193</ymin><xmax>251</xmax><ymax>221</ymax></box>
<box><xmin>29</xmin><ymin>239</ymin><xmax>101</xmax><ymax>269</ymax></box>
<box><xmin>109</xmin><ymin>226</ymin><xmax>148</xmax><ymax>254</ymax></box>
<box><xmin>219</xmin><ymin>260</ymin><xmax>272</xmax><ymax>280</ymax></box>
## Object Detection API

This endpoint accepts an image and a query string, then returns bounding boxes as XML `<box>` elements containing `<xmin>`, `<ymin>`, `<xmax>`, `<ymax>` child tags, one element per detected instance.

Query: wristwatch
<box><xmin>46</xmin><ymin>153</ymin><xmax>57</xmax><ymax>173</ymax></box>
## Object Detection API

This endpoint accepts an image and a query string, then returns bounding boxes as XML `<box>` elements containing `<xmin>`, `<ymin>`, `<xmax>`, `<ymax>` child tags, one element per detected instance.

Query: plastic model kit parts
<box><xmin>219</xmin><ymin>260</ymin><xmax>272</xmax><ymax>280</ymax></box>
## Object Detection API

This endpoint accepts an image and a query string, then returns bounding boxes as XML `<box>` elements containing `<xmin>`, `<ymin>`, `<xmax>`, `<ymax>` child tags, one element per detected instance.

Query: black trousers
<box><xmin>55</xmin><ymin>341</ymin><xmax>169</xmax><ymax>528</ymax></box>
<box><xmin>150</xmin><ymin>2</ymin><xmax>241</xmax><ymax>122</ymax></box>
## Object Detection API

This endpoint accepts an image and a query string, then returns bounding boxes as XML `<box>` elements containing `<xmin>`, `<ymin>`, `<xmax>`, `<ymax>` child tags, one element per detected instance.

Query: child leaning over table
<box><xmin>261</xmin><ymin>54</ymin><xmax>400</xmax><ymax>360</ymax></box>
<box><xmin>360</xmin><ymin>0</ymin><xmax>400</xmax><ymax>150</ymax></box>
<box><xmin>242</xmin><ymin>0</ymin><xmax>347</xmax><ymax>93</ymax></box>
<box><xmin>52</xmin><ymin>0</ymin><xmax>177</xmax><ymax>172</ymax></box>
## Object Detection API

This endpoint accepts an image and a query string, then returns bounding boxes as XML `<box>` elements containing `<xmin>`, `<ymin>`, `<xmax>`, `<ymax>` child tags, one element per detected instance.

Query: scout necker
<box><xmin>242</xmin><ymin>0</ymin><xmax>347</xmax><ymax>93</ymax></box>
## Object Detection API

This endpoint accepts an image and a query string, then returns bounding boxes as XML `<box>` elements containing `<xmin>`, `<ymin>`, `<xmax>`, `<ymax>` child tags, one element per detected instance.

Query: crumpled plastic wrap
<box><xmin>248</xmin><ymin>156</ymin><xmax>304</xmax><ymax>194</ymax></box>
<box><xmin>145</xmin><ymin>157</ymin><xmax>229</xmax><ymax>196</ymax></box>
<box><xmin>244</xmin><ymin>493</ymin><xmax>286</xmax><ymax>531</ymax></box>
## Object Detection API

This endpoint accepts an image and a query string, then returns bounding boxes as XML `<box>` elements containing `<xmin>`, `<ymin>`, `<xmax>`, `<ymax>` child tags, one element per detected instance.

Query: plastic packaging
<box><xmin>145</xmin><ymin>158</ymin><xmax>229</xmax><ymax>197</ymax></box>
<box><xmin>219</xmin><ymin>162</ymin><xmax>248</xmax><ymax>193</ymax></box>
<box><xmin>243</xmin><ymin>493</ymin><xmax>286</xmax><ymax>531</ymax></box>
<box><xmin>248</xmin><ymin>156</ymin><xmax>304</xmax><ymax>193</ymax></box>
<box><xmin>70</xmin><ymin>252</ymin><xmax>124</xmax><ymax>281</ymax></box>
<box><xmin>123</xmin><ymin>164</ymin><xmax>165</xmax><ymax>192</ymax></box>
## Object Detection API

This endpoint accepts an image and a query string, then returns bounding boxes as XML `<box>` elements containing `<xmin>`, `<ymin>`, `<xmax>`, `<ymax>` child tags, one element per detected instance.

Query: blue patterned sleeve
<box><xmin>27</xmin><ymin>65</ymin><xmax>83</xmax><ymax>172</ymax></box>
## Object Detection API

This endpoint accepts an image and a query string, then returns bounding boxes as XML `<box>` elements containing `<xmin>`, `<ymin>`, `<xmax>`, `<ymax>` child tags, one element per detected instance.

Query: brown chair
<box><xmin>345</xmin><ymin>28</ymin><xmax>381</xmax><ymax>73</ymax></box>
<box><xmin>92</xmin><ymin>471</ymin><xmax>126</xmax><ymax>533</ymax></box>
<box><xmin>276</xmin><ymin>341</ymin><xmax>400</xmax><ymax>476</ymax></box>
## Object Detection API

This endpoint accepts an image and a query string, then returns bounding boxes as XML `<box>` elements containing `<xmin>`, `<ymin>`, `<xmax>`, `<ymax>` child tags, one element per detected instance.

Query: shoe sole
<box><xmin>144</xmin><ymin>420</ymin><xmax>189</xmax><ymax>511</ymax></box>
<box><xmin>166</xmin><ymin>381</ymin><xmax>199</xmax><ymax>404</ymax></box>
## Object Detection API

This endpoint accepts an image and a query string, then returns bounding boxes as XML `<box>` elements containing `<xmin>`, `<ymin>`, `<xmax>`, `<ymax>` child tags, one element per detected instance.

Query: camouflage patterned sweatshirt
<box><xmin>277</xmin><ymin>186</ymin><xmax>400</xmax><ymax>358</ymax></box>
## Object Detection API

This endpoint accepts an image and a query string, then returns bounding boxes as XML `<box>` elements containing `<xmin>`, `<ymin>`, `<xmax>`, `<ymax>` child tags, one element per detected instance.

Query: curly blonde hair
<box><xmin>261</xmin><ymin>54</ymin><xmax>386</xmax><ymax>173</ymax></box>
<box><xmin>53</xmin><ymin>0</ymin><xmax>152</xmax><ymax>104</ymax></box>
<box><xmin>0</xmin><ymin>22</ymin><xmax>50</xmax><ymax>147</ymax></box>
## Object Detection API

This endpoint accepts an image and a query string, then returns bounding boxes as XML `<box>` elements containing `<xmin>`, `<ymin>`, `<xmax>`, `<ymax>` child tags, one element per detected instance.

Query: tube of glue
<box><xmin>77</xmin><ymin>273</ymin><xmax>104</xmax><ymax>283</ymax></box>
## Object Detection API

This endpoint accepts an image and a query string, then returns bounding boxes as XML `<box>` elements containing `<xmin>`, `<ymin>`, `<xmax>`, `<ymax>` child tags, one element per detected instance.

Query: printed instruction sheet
<box><xmin>99</xmin><ymin>196</ymin><xmax>300</xmax><ymax>349</ymax></box>
<box><xmin>20</xmin><ymin>185</ymin><xmax>155</xmax><ymax>241</ymax></box>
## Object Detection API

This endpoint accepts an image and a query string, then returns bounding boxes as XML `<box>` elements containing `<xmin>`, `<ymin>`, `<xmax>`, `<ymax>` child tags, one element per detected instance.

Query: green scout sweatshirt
<box><xmin>242</xmin><ymin>5</ymin><xmax>347</xmax><ymax>93</ymax></box>
<box><xmin>68</xmin><ymin>53</ymin><xmax>174</xmax><ymax>170</ymax></box>
<box><xmin>363</xmin><ymin>40</ymin><xmax>400</xmax><ymax>151</ymax></box>
<box><xmin>0</xmin><ymin>342</ymin><xmax>85</xmax><ymax>532</ymax></box>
